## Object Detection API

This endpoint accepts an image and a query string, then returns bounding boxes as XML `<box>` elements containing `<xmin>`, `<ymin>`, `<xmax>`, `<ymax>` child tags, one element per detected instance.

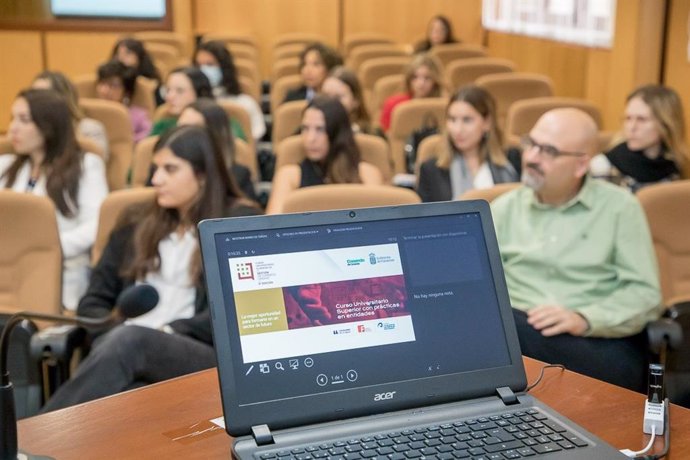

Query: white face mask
<box><xmin>200</xmin><ymin>65</ymin><xmax>223</xmax><ymax>88</ymax></box>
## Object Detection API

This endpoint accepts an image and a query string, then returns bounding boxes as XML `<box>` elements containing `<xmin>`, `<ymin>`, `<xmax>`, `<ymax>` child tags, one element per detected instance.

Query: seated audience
<box><xmin>150</xmin><ymin>66</ymin><xmax>246</xmax><ymax>141</ymax></box>
<box><xmin>414</xmin><ymin>15</ymin><xmax>458</xmax><ymax>53</ymax></box>
<box><xmin>321</xmin><ymin>66</ymin><xmax>374</xmax><ymax>135</ymax></box>
<box><xmin>283</xmin><ymin>42</ymin><xmax>343</xmax><ymax>104</ymax></box>
<box><xmin>266</xmin><ymin>95</ymin><xmax>383</xmax><ymax>214</ymax></box>
<box><xmin>177</xmin><ymin>98</ymin><xmax>257</xmax><ymax>200</ymax></box>
<box><xmin>111</xmin><ymin>37</ymin><xmax>163</xmax><ymax>105</ymax></box>
<box><xmin>0</xmin><ymin>89</ymin><xmax>108</xmax><ymax>310</ymax></box>
<box><xmin>417</xmin><ymin>85</ymin><xmax>519</xmax><ymax>202</ymax></box>
<box><xmin>491</xmin><ymin>108</ymin><xmax>662</xmax><ymax>392</ymax></box>
<box><xmin>591</xmin><ymin>84</ymin><xmax>688</xmax><ymax>192</ymax></box>
<box><xmin>40</xmin><ymin>125</ymin><xmax>261</xmax><ymax>413</ymax></box>
<box><xmin>32</xmin><ymin>71</ymin><xmax>109</xmax><ymax>158</ymax></box>
<box><xmin>96</xmin><ymin>59</ymin><xmax>152</xmax><ymax>143</ymax></box>
<box><xmin>193</xmin><ymin>40</ymin><xmax>266</xmax><ymax>141</ymax></box>
<box><xmin>379</xmin><ymin>53</ymin><xmax>445</xmax><ymax>132</ymax></box>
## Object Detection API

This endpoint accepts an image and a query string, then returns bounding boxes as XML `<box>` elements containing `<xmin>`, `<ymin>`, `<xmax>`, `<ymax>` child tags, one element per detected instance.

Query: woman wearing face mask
<box><xmin>150</xmin><ymin>67</ymin><xmax>246</xmax><ymax>141</ymax></box>
<box><xmin>379</xmin><ymin>54</ymin><xmax>445</xmax><ymax>133</ymax></box>
<box><xmin>417</xmin><ymin>86</ymin><xmax>519</xmax><ymax>202</ymax></box>
<box><xmin>193</xmin><ymin>41</ymin><xmax>266</xmax><ymax>141</ymax></box>
<box><xmin>320</xmin><ymin>66</ymin><xmax>373</xmax><ymax>135</ymax></box>
<box><xmin>177</xmin><ymin>98</ymin><xmax>257</xmax><ymax>200</ymax></box>
<box><xmin>414</xmin><ymin>15</ymin><xmax>458</xmax><ymax>53</ymax></box>
<box><xmin>283</xmin><ymin>42</ymin><xmax>343</xmax><ymax>104</ymax></box>
<box><xmin>40</xmin><ymin>125</ymin><xmax>261</xmax><ymax>412</ymax></box>
<box><xmin>1</xmin><ymin>89</ymin><xmax>108</xmax><ymax>310</ymax></box>
<box><xmin>96</xmin><ymin>59</ymin><xmax>152</xmax><ymax>143</ymax></box>
<box><xmin>591</xmin><ymin>85</ymin><xmax>688</xmax><ymax>192</ymax></box>
<box><xmin>266</xmin><ymin>95</ymin><xmax>383</xmax><ymax>214</ymax></box>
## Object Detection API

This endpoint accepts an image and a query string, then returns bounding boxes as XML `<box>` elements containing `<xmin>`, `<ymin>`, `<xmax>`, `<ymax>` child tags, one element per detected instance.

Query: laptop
<box><xmin>198</xmin><ymin>200</ymin><xmax>625</xmax><ymax>459</ymax></box>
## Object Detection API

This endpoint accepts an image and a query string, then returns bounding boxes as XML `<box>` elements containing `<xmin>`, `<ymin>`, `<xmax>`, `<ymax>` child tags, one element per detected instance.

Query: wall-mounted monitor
<box><xmin>50</xmin><ymin>0</ymin><xmax>166</xmax><ymax>19</ymax></box>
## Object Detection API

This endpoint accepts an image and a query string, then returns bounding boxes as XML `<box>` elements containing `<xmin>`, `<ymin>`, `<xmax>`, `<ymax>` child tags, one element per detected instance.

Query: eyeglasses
<box><xmin>520</xmin><ymin>135</ymin><xmax>587</xmax><ymax>159</ymax></box>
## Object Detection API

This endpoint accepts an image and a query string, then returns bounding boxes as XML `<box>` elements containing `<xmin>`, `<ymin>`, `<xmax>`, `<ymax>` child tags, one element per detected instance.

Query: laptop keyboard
<box><xmin>257</xmin><ymin>409</ymin><xmax>590</xmax><ymax>459</ymax></box>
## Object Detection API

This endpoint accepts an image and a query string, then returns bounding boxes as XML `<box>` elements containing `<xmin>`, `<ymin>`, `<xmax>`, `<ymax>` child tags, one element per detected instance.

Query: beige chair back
<box><xmin>428</xmin><ymin>43</ymin><xmax>487</xmax><ymax>69</ymax></box>
<box><xmin>275</xmin><ymin>133</ymin><xmax>393</xmax><ymax>183</ymax></box>
<box><xmin>273</xmin><ymin>43</ymin><xmax>305</xmax><ymax>61</ymax></box>
<box><xmin>476</xmin><ymin>73</ymin><xmax>554</xmax><ymax>131</ymax></box>
<box><xmin>273</xmin><ymin>33</ymin><xmax>325</xmax><ymax>50</ymax></box>
<box><xmin>272</xmin><ymin>101</ymin><xmax>309</xmax><ymax>146</ymax></box>
<box><xmin>282</xmin><ymin>184</ymin><xmax>420</xmax><ymax>213</ymax></box>
<box><xmin>217</xmin><ymin>100</ymin><xmax>256</xmax><ymax>160</ymax></box>
<box><xmin>226</xmin><ymin>43</ymin><xmax>258</xmax><ymax>61</ymax></box>
<box><xmin>238</xmin><ymin>75</ymin><xmax>261</xmax><ymax>103</ymax></box>
<box><xmin>0</xmin><ymin>191</ymin><xmax>62</xmax><ymax>314</ymax></box>
<box><xmin>414</xmin><ymin>133</ymin><xmax>445</xmax><ymax>175</ymax></box>
<box><xmin>73</xmin><ymin>74</ymin><xmax>157</xmax><ymax>118</ymax></box>
<box><xmin>131</xmin><ymin>135</ymin><xmax>159</xmax><ymax>187</ymax></box>
<box><xmin>457</xmin><ymin>182</ymin><xmax>521</xmax><ymax>202</ymax></box>
<box><xmin>347</xmin><ymin>44</ymin><xmax>409</xmax><ymax>73</ymax></box>
<box><xmin>144</xmin><ymin>42</ymin><xmax>180</xmax><ymax>79</ymax></box>
<box><xmin>79</xmin><ymin>98</ymin><xmax>134</xmax><ymax>190</ymax></box>
<box><xmin>234</xmin><ymin>58</ymin><xmax>261</xmax><ymax>97</ymax></box>
<box><xmin>270</xmin><ymin>74</ymin><xmax>304</xmax><ymax>115</ymax></box>
<box><xmin>637</xmin><ymin>180</ymin><xmax>690</xmax><ymax>305</ymax></box>
<box><xmin>371</xmin><ymin>74</ymin><xmax>406</xmax><ymax>127</ymax></box>
<box><xmin>132</xmin><ymin>31</ymin><xmax>187</xmax><ymax>57</ymax></box>
<box><xmin>505</xmin><ymin>97</ymin><xmax>603</xmax><ymax>146</ymax></box>
<box><xmin>272</xmin><ymin>57</ymin><xmax>301</xmax><ymax>83</ymax></box>
<box><xmin>445</xmin><ymin>57</ymin><xmax>516</xmax><ymax>91</ymax></box>
<box><xmin>92</xmin><ymin>188</ymin><xmax>157</xmax><ymax>264</ymax></box>
<box><xmin>202</xmin><ymin>33</ymin><xmax>257</xmax><ymax>50</ymax></box>
<box><xmin>388</xmin><ymin>97</ymin><xmax>448</xmax><ymax>174</ymax></box>
<box><xmin>358</xmin><ymin>56</ymin><xmax>410</xmax><ymax>109</ymax></box>
<box><xmin>343</xmin><ymin>33</ymin><xmax>394</xmax><ymax>57</ymax></box>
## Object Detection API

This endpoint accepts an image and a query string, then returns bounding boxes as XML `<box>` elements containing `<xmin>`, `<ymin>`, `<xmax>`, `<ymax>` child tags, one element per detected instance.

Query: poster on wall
<box><xmin>482</xmin><ymin>0</ymin><xmax>616</xmax><ymax>48</ymax></box>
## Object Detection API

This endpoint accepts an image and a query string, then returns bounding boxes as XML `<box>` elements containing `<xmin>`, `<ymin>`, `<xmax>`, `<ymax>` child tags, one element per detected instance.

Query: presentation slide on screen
<box><xmin>51</xmin><ymin>0</ymin><xmax>166</xmax><ymax>18</ymax></box>
<box><xmin>228</xmin><ymin>244</ymin><xmax>416</xmax><ymax>363</ymax></box>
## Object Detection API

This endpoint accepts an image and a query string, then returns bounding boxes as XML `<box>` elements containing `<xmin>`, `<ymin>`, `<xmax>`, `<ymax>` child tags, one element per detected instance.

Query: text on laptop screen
<box><xmin>212</xmin><ymin>212</ymin><xmax>511</xmax><ymax>406</ymax></box>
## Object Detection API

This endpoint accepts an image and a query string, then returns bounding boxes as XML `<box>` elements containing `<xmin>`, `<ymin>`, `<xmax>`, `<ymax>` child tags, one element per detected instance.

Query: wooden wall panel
<box><xmin>194</xmin><ymin>0</ymin><xmax>340</xmax><ymax>77</ymax></box>
<box><xmin>343</xmin><ymin>0</ymin><xmax>483</xmax><ymax>46</ymax></box>
<box><xmin>44</xmin><ymin>32</ymin><xmax>123</xmax><ymax>80</ymax></box>
<box><xmin>663</xmin><ymin>0</ymin><xmax>690</xmax><ymax>143</ymax></box>
<box><xmin>0</xmin><ymin>31</ymin><xmax>43</xmax><ymax>133</ymax></box>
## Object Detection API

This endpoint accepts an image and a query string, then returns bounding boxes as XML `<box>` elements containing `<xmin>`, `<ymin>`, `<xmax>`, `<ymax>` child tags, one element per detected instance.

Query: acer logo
<box><xmin>373</xmin><ymin>391</ymin><xmax>396</xmax><ymax>401</ymax></box>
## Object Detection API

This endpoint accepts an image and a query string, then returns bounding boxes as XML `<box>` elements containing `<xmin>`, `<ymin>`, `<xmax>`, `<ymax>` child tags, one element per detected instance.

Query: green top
<box><xmin>491</xmin><ymin>177</ymin><xmax>661</xmax><ymax>338</ymax></box>
<box><xmin>150</xmin><ymin>116</ymin><xmax>247</xmax><ymax>141</ymax></box>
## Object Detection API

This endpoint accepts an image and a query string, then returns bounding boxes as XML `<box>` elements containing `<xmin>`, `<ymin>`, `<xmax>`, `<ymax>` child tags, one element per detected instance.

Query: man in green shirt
<box><xmin>491</xmin><ymin>108</ymin><xmax>661</xmax><ymax>392</ymax></box>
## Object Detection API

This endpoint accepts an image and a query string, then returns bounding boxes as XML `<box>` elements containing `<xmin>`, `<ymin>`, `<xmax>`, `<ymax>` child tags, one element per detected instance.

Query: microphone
<box><xmin>0</xmin><ymin>284</ymin><xmax>159</xmax><ymax>460</ymax></box>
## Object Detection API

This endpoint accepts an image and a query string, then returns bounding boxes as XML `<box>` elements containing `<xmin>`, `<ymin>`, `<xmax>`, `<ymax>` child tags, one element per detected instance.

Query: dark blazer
<box><xmin>417</xmin><ymin>148</ymin><xmax>522</xmax><ymax>203</ymax></box>
<box><xmin>283</xmin><ymin>85</ymin><xmax>309</xmax><ymax>103</ymax></box>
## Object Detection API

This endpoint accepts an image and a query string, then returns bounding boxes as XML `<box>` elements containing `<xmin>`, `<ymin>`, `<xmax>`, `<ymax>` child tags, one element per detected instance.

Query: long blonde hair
<box><xmin>436</xmin><ymin>85</ymin><xmax>506</xmax><ymax>169</ymax></box>
<box><xmin>404</xmin><ymin>53</ymin><xmax>445</xmax><ymax>98</ymax></box>
<box><xmin>627</xmin><ymin>85</ymin><xmax>689</xmax><ymax>177</ymax></box>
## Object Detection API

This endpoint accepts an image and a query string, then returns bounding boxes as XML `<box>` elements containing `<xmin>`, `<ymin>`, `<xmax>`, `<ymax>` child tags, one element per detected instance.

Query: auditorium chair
<box><xmin>274</xmin><ymin>133</ymin><xmax>393</xmax><ymax>183</ymax></box>
<box><xmin>347</xmin><ymin>43</ymin><xmax>409</xmax><ymax>73</ymax></box>
<box><xmin>202</xmin><ymin>33</ymin><xmax>258</xmax><ymax>51</ymax></box>
<box><xmin>370</xmin><ymin>74</ymin><xmax>406</xmax><ymax>128</ymax></box>
<box><xmin>388</xmin><ymin>97</ymin><xmax>447</xmax><ymax>175</ymax></box>
<box><xmin>413</xmin><ymin>133</ymin><xmax>444</xmax><ymax>177</ymax></box>
<box><xmin>143</xmin><ymin>42</ymin><xmax>181</xmax><ymax>79</ymax></box>
<box><xmin>342</xmin><ymin>33</ymin><xmax>394</xmax><ymax>57</ymax></box>
<box><xmin>234</xmin><ymin>58</ymin><xmax>261</xmax><ymax>100</ymax></box>
<box><xmin>271</xmin><ymin>57</ymin><xmax>301</xmax><ymax>83</ymax></box>
<box><xmin>91</xmin><ymin>188</ymin><xmax>157</xmax><ymax>264</ymax></box>
<box><xmin>639</xmin><ymin>180</ymin><xmax>690</xmax><ymax>407</ymax></box>
<box><xmin>475</xmin><ymin>73</ymin><xmax>555</xmax><ymax>131</ymax></box>
<box><xmin>428</xmin><ymin>43</ymin><xmax>487</xmax><ymax>69</ymax></box>
<box><xmin>0</xmin><ymin>191</ymin><xmax>63</xmax><ymax>417</ymax></box>
<box><xmin>79</xmin><ymin>98</ymin><xmax>135</xmax><ymax>191</ymax></box>
<box><xmin>272</xmin><ymin>100</ymin><xmax>308</xmax><ymax>145</ymax></box>
<box><xmin>224</xmin><ymin>42</ymin><xmax>258</xmax><ymax>62</ymax></box>
<box><xmin>457</xmin><ymin>182</ymin><xmax>521</xmax><ymax>202</ymax></box>
<box><xmin>445</xmin><ymin>57</ymin><xmax>516</xmax><ymax>91</ymax></box>
<box><xmin>281</xmin><ymin>184</ymin><xmax>420</xmax><ymax>213</ymax></box>
<box><xmin>217</xmin><ymin>100</ymin><xmax>257</xmax><ymax>162</ymax></box>
<box><xmin>273</xmin><ymin>33</ymin><xmax>325</xmax><ymax>50</ymax></box>
<box><xmin>273</xmin><ymin>43</ymin><xmax>305</xmax><ymax>62</ymax></box>
<box><xmin>132</xmin><ymin>31</ymin><xmax>187</xmax><ymax>58</ymax></box>
<box><xmin>358</xmin><ymin>56</ymin><xmax>410</xmax><ymax>110</ymax></box>
<box><xmin>270</xmin><ymin>74</ymin><xmax>304</xmax><ymax>115</ymax></box>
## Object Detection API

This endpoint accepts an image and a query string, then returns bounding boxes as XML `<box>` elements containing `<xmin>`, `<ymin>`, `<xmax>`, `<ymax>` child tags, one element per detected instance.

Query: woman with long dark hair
<box><xmin>0</xmin><ymin>89</ymin><xmax>108</xmax><ymax>309</ymax></box>
<box><xmin>266</xmin><ymin>95</ymin><xmax>383</xmax><ymax>214</ymax></box>
<box><xmin>41</xmin><ymin>125</ymin><xmax>261</xmax><ymax>412</ymax></box>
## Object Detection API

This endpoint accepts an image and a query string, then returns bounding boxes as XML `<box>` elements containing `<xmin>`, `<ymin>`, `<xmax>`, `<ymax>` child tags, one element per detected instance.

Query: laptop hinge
<box><xmin>496</xmin><ymin>386</ymin><xmax>519</xmax><ymax>406</ymax></box>
<box><xmin>251</xmin><ymin>424</ymin><xmax>274</xmax><ymax>446</ymax></box>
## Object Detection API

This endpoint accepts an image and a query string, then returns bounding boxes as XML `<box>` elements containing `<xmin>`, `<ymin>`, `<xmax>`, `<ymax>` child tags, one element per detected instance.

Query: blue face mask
<box><xmin>200</xmin><ymin>65</ymin><xmax>223</xmax><ymax>88</ymax></box>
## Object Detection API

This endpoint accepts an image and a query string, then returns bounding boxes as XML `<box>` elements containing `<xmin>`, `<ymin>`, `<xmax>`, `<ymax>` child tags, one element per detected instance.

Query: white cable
<box><xmin>619</xmin><ymin>425</ymin><xmax>656</xmax><ymax>458</ymax></box>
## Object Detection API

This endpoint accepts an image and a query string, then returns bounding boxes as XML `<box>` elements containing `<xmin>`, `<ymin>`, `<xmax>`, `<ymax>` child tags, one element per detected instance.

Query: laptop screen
<box><xmin>199</xmin><ymin>201</ymin><xmax>525</xmax><ymax>435</ymax></box>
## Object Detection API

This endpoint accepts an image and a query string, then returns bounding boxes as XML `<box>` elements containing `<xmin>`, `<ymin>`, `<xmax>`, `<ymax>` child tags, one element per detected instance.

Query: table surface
<box><xmin>18</xmin><ymin>358</ymin><xmax>690</xmax><ymax>459</ymax></box>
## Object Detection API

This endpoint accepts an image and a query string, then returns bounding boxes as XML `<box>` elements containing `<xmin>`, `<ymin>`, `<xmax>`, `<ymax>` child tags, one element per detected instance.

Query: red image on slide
<box><xmin>283</xmin><ymin>275</ymin><xmax>408</xmax><ymax>329</ymax></box>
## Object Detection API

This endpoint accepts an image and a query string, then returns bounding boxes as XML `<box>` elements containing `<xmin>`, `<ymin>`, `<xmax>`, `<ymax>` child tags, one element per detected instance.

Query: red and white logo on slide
<box><xmin>237</xmin><ymin>262</ymin><xmax>255</xmax><ymax>280</ymax></box>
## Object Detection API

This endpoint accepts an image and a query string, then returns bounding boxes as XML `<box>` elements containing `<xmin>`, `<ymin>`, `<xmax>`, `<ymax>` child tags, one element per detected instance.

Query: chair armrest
<box><xmin>30</xmin><ymin>325</ymin><xmax>87</xmax><ymax>368</ymax></box>
<box><xmin>647</xmin><ymin>300</ymin><xmax>690</xmax><ymax>354</ymax></box>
